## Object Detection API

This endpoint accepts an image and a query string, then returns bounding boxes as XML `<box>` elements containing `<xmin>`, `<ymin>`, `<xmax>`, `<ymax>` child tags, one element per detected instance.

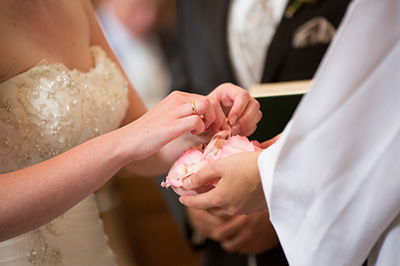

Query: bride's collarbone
<box><xmin>0</xmin><ymin>41</ymin><xmax>94</xmax><ymax>84</ymax></box>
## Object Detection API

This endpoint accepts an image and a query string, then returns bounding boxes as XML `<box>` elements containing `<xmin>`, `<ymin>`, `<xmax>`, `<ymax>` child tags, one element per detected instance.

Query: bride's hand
<box><xmin>124</xmin><ymin>90</ymin><xmax>228</xmax><ymax>161</ymax></box>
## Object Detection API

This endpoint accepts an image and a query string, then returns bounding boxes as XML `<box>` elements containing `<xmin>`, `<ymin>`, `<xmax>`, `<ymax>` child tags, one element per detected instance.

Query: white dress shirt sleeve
<box><xmin>258</xmin><ymin>0</ymin><xmax>400</xmax><ymax>265</ymax></box>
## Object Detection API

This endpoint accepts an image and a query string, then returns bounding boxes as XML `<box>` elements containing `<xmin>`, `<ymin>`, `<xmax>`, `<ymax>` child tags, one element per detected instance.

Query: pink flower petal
<box><xmin>161</xmin><ymin>132</ymin><xmax>263</xmax><ymax>196</ymax></box>
<box><xmin>176</xmin><ymin>149</ymin><xmax>203</xmax><ymax>165</ymax></box>
<box><xmin>220</xmin><ymin>136</ymin><xmax>256</xmax><ymax>158</ymax></box>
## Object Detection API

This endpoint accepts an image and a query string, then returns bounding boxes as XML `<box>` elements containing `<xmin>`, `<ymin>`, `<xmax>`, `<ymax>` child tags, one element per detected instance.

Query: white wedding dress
<box><xmin>0</xmin><ymin>46</ymin><xmax>129</xmax><ymax>265</ymax></box>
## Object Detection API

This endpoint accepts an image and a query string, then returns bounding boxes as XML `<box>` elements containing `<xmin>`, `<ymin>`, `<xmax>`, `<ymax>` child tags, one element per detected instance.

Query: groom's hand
<box><xmin>208</xmin><ymin>83</ymin><xmax>262</xmax><ymax>136</ymax></box>
<box><xmin>179</xmin><ymin>151</ymin><xmax>267</xmax><ymax>216</ymax></box>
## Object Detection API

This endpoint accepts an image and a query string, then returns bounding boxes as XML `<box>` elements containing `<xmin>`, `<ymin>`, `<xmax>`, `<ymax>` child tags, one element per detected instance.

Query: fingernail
<box><xmin>183</xmin><ymin>177</ymin><xmax>192</xmax><ymax>188</ymax></box>
<box><xmin>229</xmin><ymin>115</ymin><xmax>237</xmax><ymax>126</ymax></box>
<box><xmin>232</xmin><ymin>124</ymin><xmax>240</xmax><ymax>135</ymax></box>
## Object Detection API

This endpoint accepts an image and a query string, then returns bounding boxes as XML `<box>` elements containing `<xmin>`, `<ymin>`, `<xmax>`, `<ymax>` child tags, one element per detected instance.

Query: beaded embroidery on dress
<box><xmin>0</xmin><ymin>46</ymin><xmax>129</xmax><ymax>265</ymax></box>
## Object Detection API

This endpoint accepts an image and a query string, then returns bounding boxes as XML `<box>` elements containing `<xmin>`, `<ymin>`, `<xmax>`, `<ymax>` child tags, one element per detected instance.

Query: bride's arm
<box><xmin>0</xmin><ymin>128</ymin><xmax>128</xmax><ymax>241</ymax></box>
<box><xmin>124</xmin><ymin>132</ymin><xmax>210</xmax><ymax>177</ymax></box>
<box><xmin>0</xmin><ymin>89</ymin><xmax>225</xmax><ymax>242</ymax></box>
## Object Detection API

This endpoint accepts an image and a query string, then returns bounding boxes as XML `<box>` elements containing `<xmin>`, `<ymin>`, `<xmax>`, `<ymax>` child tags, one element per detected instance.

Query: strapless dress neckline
<box><xmin>0</xmin><ymin>46</ymin><xmax>129</xmax><ymax>265</ymax></box>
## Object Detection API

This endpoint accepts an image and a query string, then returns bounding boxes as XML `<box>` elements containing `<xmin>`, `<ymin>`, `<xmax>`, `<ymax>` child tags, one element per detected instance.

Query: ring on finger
<box><xmin>191</xmin><ymin>100</ymin><xmax>197</xmax><ymax>115</ymax></box>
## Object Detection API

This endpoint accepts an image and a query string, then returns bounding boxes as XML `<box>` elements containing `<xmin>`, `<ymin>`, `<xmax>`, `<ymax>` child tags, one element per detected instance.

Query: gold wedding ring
<box><xmin>191</xmin><ymin>100</ymin><xmax>197</xmax><ymax>115</ymax></box>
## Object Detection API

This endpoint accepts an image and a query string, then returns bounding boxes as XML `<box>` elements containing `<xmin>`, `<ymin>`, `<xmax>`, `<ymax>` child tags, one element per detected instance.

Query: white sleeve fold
<box><xmin>258</xmin><ymin>0</ymin><xmax>400</xmax><ymax>265</ymax></box>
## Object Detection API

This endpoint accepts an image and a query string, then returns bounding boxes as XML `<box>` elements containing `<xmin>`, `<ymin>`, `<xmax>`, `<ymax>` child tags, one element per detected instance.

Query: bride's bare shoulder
<box><xmin>0</xmin><ymin>40</ymin><xmax>24</xmax><ymax>84</ymax></box>
<box><xmin>0</xmin><ymin>4</ymin><xmax>17</xmax><ymax>83</ymax></box>
<box><xmin>0</xmin><ymin>2</ymin><xmax>32</xmax><ymax>83</ymax></box>
<box><xmin>0</xmin><ymin>1</ymin><xmax>38</xmax><ymax>82</ymax></box>
<box><xmin>0</xmin><ymin>0</ymin><xmax>93</xmax><ymax>83</ymax></box>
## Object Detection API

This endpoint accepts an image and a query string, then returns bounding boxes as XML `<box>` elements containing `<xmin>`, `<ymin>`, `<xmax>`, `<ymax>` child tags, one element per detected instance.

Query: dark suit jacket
<box><xmin>173</xmin><ymin>0</ymin><xmax>352</xmax><ymax>90</ymax></box>
<box><xmin>170</xmin><ymin>0</ymin><xmax>352</xmax><ymax>265</ymax></box>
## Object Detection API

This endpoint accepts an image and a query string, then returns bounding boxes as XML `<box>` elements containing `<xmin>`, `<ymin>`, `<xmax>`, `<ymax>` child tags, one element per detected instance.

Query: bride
<box><xmin>0</xmin><ymin>0</ymin><xmax>261</xmax><ymax>265</ymax></box>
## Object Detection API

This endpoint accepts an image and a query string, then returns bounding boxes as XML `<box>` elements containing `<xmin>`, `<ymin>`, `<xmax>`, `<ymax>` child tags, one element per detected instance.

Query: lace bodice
<box><xmin>0</xmin><ymin>46</ymin><xmax>128</xmax><ymax>172</ymax></box>
<box><xmin>0</xmin><ymin>46</ymin><xmax>129</xmax><ymax>265</ymax></box>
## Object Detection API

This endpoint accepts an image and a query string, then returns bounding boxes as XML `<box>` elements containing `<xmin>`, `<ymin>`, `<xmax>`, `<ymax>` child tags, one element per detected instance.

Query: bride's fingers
<box><xmin>175</xmin><ymin>115</ymin><xmax>206</xmax><ymax>136</ymax></box>
<box><xmin>184</xmin><ymin>97</ymin><xmax>215</xmax><ymax>129</ymax></box>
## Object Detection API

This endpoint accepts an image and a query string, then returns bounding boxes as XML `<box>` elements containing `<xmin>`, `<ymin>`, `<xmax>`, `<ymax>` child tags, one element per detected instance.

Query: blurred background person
<box><xmin>96</xmin><ymin>0</ymin><xmax>174</xmax><ymax>109</ymax></box>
